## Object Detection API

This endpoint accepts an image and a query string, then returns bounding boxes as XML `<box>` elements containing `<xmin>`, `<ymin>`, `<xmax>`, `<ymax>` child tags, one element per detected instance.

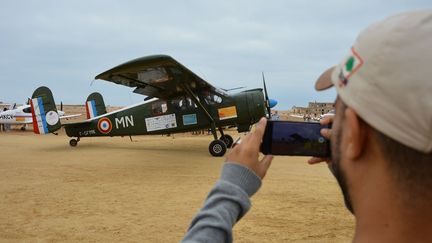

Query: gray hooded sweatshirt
<box><xmin>182</xmin><ymin>162</ymin><xmax>262</xmax><ymax>242</ymax></box>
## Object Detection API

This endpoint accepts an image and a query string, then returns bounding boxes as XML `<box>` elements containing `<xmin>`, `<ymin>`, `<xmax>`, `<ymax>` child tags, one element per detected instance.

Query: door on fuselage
<box><xmin>168</xmin><ymin>97</ymin><xmax>201</xmax><ymax>130</ymax></box>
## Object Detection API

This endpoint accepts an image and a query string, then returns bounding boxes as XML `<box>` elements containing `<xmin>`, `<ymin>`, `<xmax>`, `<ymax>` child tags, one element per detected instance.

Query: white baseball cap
<box><xmin>315</xmin><ymin>10</ymin><xmax>432</xmax><ymax>153</ymax></box>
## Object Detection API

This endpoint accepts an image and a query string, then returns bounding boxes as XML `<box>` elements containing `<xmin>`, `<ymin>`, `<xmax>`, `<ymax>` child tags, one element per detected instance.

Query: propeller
<box><xmin>262</xmin><ymin>72</ymin><xmax>271</xmax><ymax>118</ymax></box>
<box><xmin>60</xmin><ymin>101</ymin><xmax>63</xmax><ymax>111</ymax></box>
<box><xmin>262</xmin><ymin>72</ymin><xmax>278</xmax><ymax>119</ymax></box>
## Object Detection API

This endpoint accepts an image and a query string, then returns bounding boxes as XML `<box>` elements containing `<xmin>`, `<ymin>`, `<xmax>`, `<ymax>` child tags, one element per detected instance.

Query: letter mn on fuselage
<box><xmin>115</xmin><ymin>115</ymin><xmax>134</xmax><ymax>129</ymax></box>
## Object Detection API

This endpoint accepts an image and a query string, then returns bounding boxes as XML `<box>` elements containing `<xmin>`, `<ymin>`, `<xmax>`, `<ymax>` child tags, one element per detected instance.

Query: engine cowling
<box><xmin>233</xmin><ymin>89</ymin><xmax>267</xmax><ymax>132</ymax></box>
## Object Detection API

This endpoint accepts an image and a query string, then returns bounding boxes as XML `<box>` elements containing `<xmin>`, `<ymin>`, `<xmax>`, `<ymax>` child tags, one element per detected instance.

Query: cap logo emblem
<box><xmin>338</xmin><ymin>47</ymin><xmax>364</xmax><ymax>87</ymax></box>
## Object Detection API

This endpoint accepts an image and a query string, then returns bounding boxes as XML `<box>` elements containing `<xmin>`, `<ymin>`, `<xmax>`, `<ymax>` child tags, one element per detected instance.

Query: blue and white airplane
<box><xmin>0</xmin><ymin>103</ymin><xmax>80</xmax><ymax>130</ymax></box>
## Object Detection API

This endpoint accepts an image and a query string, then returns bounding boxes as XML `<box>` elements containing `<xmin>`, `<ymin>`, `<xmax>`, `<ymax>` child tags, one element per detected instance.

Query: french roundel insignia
<box><xmin>97</xmin><ymin>117</ymin><xmax>112</xmax><ymax>134</ymax></box>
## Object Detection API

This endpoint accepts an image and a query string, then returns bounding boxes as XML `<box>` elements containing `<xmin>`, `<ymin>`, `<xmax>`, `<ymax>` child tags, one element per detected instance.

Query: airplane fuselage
<box><xmin>65</xmin><ymin>89</ymin><xmax>266</xmax><ymax>138</ymax></box>
<box><xmin>0</xmin><ymin>105</ymin><xmax>33</xmax><ymax>124</ymax></box>
<box><xmin>0</xmin><ymin>105</ymin><xmax>66</xmax><ymax>125</ymax></box>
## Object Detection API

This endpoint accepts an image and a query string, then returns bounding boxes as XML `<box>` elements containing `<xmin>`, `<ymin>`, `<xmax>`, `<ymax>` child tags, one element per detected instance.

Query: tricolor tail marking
<box><xmin>30</xmin><ymin>97</ymin><xmax>48</xmax><ymax>134</ymax></box>
<box><xmin>86</xmin><ymin>100</ymin><xmax>97</xmax><ymax>119</ymax></box>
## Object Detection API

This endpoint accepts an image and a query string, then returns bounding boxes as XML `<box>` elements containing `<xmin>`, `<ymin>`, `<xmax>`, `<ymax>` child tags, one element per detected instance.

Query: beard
<box><xmin>329</xmin><ymin>122</ymin><xmax>355</xmax><ymax>214</ymax></box>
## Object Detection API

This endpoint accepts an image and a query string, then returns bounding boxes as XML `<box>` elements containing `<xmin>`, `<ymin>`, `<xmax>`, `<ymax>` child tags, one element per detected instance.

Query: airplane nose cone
<box><xmin>269</xmin><ymin>99</ymin><xmax>278</xmax><ymax>108</ymax></box>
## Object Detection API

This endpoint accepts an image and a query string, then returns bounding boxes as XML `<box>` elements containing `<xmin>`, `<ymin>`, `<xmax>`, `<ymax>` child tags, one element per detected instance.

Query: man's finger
<box><xmin>308</xmin><ymin>157</ymin><xmax>325</xmax><ymax>164</ymax></box>
<box><xmin>308</xmin><ymin>157</ymin><xmax>331</xmax><ymax>165</ymax></box>
<box><xmin>250</xmin><ymin>117</ymin><xmax>267</xmax><ymax>145</ymax></box>
<box><xmin>320</xmin><ymin>115</ymin><xmax>334</xmax><ymax>125</ymax></box>
<box><xmin>261</xmin><ymin>155</ymin><xmax>273</xmax><ymax>168</ymax></box>
<box><xmin>241</xmin><ymin>131</ymin><xmax>252</xmax><ymax>144</ymax></box>
<box><xmin>259</xmin><ymin>155</ymin><xmax>273</xmax><ymax>179</ymax></box>
<box><xmin>321</xmin><ymin>128</ymin><xmax>331</xmax><ymax>138</ymax></box>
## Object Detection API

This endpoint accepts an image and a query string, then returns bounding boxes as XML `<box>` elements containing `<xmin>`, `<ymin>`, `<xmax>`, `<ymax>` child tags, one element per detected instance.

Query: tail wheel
<box><xmin>69</xmin><ymin>139</ymin><xmax>78</xmax><ymax>147</ymax></box>
<box><xmin>209</xmin><ymin>140</ymin><xmax>227</xmax><ymax>157</ymax></box>
<box><xmin>220</xmin><ymin>135</ymin><xmax>234</xmax><ymax>148</ymax></box>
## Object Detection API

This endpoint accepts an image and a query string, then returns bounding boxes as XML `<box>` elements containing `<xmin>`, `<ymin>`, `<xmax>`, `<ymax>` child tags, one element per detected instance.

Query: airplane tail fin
<box><xmin>85</xmin><ymin>92</ymin><xmax>107</xmax><ymax>119</ymax></box>
<box><xmin>30</xmin><ymin>86</ymin><xmax>62</xmax><ymax>134</ymax></box>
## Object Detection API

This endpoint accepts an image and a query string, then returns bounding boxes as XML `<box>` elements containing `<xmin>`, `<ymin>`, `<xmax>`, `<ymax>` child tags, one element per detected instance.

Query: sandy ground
<box><xmin>0</xmin><ymin>128</ymin><xmax>354</xmax><ymax>242</ymax></box>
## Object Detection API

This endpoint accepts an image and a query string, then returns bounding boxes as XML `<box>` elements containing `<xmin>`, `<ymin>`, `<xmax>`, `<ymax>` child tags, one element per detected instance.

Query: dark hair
<box><xmin>338</xmin><ymin>98</ymin><xmax>432</xmax><ymax>202</ymax></box>
<box><xmin>374</xmin><ymin>129</ymin><xmax>432</xmax><ymax>202</ymax></box>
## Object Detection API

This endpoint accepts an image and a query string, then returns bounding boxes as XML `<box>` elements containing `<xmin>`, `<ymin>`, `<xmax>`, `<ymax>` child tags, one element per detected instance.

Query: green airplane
<box><xmin>30</xmin><ymin>55</ymin><xmax>277</xmax><ymax>156</ymax></box>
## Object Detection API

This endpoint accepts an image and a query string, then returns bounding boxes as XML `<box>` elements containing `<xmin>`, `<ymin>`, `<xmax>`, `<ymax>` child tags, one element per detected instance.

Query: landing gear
<box><xmin>69</xmin><ymin>137</ymin><xmax>80</xmax><ymax>147</ymax></box>
<box><xmin>220</xmin><ymin>134</ymin><xmax>233</xmax><ymax>148</ymax></box>
<box><xmin>218</xmin><ymin>126</ymin><xmax>233</xmax><ymax>149</ymax></box>
<box><xmin>206</xmin><ymin>127</ymin><xmax>234</xmax><ymax>156</ymax></box>
<box><xmin>178</xmin><ymin>83</ymin><xmax>233</xmax><ymax>157</ymax></box>
<box><xmin>20</xmin><ymin>125</ymin><xmax>26</xmax><ymax>131</ymax></box>
<box><xmin>209</xmin><ymin>140</ymin><xmax>227</xmax><ymax>157</ymax></box>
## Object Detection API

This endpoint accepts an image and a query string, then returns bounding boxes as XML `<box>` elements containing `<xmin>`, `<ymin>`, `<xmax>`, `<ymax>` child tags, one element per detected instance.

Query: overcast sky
<box><xmin>0</xmin><ymin>1</ymin><xmax>430</xmax><ymax>109</ymax></box>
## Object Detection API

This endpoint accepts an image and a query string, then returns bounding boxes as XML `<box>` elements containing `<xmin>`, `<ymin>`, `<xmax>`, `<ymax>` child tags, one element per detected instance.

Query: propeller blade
<box><xmin>60</xmin><ymin>101</ymin><xmax>63</xmax><ymax>111</ymax></box>
<box><xmin>262</xmin><ymin>72</ymin><xmax>271</xmax><ymax>117</ymax></box>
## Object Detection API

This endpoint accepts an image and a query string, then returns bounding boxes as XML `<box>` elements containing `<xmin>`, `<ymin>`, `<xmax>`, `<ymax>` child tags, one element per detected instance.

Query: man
<box><xmin>183</xmin><ymin>10</ymin><xmax>432</xmax><ymax>242</ymax></box>
<box><xmin>271</xmin><ymin>110</ymin><xmax>280</xmax><ymax>120</ymax></box>
<box><xmin>1</xmin><ymin>107</ymin><xmax>8</xmax><ymax>131</ymax></box>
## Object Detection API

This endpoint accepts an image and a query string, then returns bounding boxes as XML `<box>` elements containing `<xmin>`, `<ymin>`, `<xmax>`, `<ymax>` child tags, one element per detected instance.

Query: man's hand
<box><xmin>308</xmin><ymin>115</ymin><xmax>333</xmax><ymax>165</ymax></box>
<box><xmin>226</xmin><ymin>117</ymin><xmax>273</xmax><ymax>179</ymax></box>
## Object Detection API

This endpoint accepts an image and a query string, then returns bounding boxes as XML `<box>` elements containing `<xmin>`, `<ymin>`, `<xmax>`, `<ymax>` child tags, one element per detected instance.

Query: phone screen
<box><xmin>261</xmin><ymin>121</ymin><xmax>330</xmax><ymax>157</ymax></box>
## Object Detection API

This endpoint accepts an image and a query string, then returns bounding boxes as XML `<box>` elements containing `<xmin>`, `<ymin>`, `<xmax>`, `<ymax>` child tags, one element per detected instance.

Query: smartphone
<box><xmin>261</xmin><ymin>120</ymin><xmax>331</xmax><ymax>157</ymax></box>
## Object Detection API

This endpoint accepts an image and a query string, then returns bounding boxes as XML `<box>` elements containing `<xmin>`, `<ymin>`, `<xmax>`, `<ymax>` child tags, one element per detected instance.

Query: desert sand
<box><xmin>0</xmin><ymin>128</ymin><xmax>354</xmax><ymax>242</ymax></box>
<box><xmin>1</xmin><ymin>104</ymin><xmax>354</xmax><ymax>242</ymax></box>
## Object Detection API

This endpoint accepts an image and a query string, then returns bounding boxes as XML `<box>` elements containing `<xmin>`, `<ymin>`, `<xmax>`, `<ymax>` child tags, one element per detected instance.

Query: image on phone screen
<box><xmin>261</xmin><ymin>121</ymin><xmax>330</xmax><ymax>157</ymax></box>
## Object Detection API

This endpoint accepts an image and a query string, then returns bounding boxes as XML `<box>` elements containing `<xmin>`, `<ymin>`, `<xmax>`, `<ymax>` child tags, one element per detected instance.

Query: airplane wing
<box><xmin>95</xmin><ymin>55</ymin><xmax>227</xmax><ymax>99</ymax></box>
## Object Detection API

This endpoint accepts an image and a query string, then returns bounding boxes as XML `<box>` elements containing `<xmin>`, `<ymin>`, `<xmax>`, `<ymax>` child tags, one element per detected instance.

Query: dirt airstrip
<box><xmin>0</xmin><ymin>127</ymin><xmax>354</xmax><ymax>242</ymax></box>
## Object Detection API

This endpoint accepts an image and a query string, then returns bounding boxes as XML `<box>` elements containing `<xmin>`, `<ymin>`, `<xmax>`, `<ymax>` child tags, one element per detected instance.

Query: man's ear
<box><xmin>344</xmin><ymin>108</ymin><xmax>367</xmax><ymax>160</ymax></box>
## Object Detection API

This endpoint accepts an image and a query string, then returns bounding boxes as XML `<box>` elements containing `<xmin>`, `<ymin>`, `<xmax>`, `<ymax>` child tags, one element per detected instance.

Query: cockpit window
<box><xmin>152</xmin><ymin>101</ymin><xmax>168</xmax><ymax>115</ymax></box>
<box><xmin>23</xmin><ymin>107</ymin><xmax>32</xmax><ymax>113</ymax></box>
<box><xmin>202</xmin><ymin>91</ymin><xmax>223</xmax><ymax>105</ymax></box>
<box><xmin>171</xmin><ymin>97</ymin><xmax>197</xmax><ymax>110</ymax></box>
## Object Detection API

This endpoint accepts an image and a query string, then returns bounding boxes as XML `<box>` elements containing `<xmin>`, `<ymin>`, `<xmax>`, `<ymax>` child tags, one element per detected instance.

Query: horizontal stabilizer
<box><xmin>60</xmin><ymin>114</ymin><xmax>82</xmax><ymax>119</ymax></box>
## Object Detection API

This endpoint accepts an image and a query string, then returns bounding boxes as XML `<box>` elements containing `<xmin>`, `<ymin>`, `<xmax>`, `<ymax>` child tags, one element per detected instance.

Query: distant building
<box><xmin>292</xmin><ymin>101</ymin><xmax>334</xmax><ymax>116</ymax></box>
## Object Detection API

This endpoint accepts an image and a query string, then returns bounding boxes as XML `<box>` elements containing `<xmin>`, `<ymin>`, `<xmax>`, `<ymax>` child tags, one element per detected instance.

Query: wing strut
<box><xmin>181</xmin><ymin>83</ymin><xmax>218</xmax><ymax>140</ymax></box>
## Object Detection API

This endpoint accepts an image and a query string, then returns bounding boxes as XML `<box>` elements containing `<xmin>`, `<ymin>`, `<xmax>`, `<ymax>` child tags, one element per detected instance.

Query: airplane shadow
<box><xmin>42</xmin><ymin>139</ymin><xmax>212</xmax><ymax>157</ymax></box>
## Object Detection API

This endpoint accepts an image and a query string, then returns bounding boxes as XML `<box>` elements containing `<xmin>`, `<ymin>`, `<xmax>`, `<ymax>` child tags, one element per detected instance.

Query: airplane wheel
<box><xmin>220</xmin><ymin>135</ymin><xmax>234</xmax><ymax>148</ymax></box>
<box><xmin>20</xmin><ymin>126</ymin><xmax>26</xmax><ymax>131</ymax></box>
<box><xmin>69</xmin><ymin>139</ymin><xmax>78</xmax><ymax>147</ymax></box>
<box><xmin>209</xmin><ymin>140</ymin><xmax>227</xmax><ymax>157</ymax></box>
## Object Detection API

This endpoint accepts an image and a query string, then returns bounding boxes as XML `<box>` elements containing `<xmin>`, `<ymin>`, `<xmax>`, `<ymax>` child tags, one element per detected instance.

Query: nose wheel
<box><xmin>207</xmin><ymin>127</ymin><xmax>233</xmax><ymax>156</ymax></box>
<box><xmin>209</xmin><ymin>140</ymin><xmax>227</xmax><ymax>157</ymax></box>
